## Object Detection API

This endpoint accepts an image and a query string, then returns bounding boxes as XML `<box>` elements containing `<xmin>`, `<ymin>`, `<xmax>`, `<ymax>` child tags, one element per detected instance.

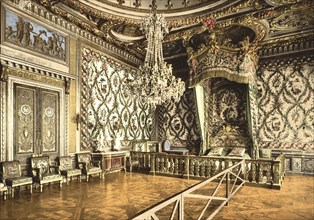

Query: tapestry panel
<box><xmin>158</xmin><ymin>89</ymin><xmax>201</xmax><ymax>154</ymax></box>
<box><xmin>80</xmin><ymin>47</ymin><xmax>153</xmax><ymax>151</ymax></box>
<box><xmin>257</xmin><ymin>61</ymin><xmax>314</xmax><ymax>151</ymax></box>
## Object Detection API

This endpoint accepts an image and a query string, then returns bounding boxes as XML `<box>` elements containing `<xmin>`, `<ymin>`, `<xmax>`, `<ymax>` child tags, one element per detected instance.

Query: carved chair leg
<box><xmin>11</xmin><ymin>187</ymin><xmax>15</xmax><ymax>198</ymax></box>
<box><xmin>4</xmin><ymin>191</ymin><xmax>7</xmax><ymax>201</ymax></box>
<box><xmin>30</xmin><ymin>184</ymin><xmax>33</xmax><ymax>194</ymax></box>
<box><xmin>66</xmin><ymin>177</ymin><xmax>69</xmax><ymax>186</ymax></box>
<box><xmin>60</xmin><ymin>181</ymin><xmax>62</xmax><ymax>189</ymax></box>
<box><xmin>86</xmin><ymin>175</ymin><xmax>89</xmax><ymax>182</ymax></box>
<box><xmin>40</xmin><ymin>184</ymin><xmax>43</xmax><ymax>193</ymax></box>
<box><xmin>99</xmin><ymin>173</ymin><xmax>102</xmax><ymax>180</ymax></box>
<box><xmin>79</xmin><ymin>175</ymin><xmax>81</xmax><ymax>183</ymax></box>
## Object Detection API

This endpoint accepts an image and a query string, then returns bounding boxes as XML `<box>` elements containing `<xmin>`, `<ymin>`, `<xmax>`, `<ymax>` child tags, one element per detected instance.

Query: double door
<box><xmin>14</xmin><ymin>84</ymin><xmax>60</xmax><ymax>163</ymax></box>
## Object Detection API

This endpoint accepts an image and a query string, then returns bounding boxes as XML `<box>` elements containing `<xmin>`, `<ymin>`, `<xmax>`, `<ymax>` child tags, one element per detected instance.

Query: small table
<box><xmin>92</xmin><ymin>151</ymin><xmax>127</xmax><ymax>173</ymax></box>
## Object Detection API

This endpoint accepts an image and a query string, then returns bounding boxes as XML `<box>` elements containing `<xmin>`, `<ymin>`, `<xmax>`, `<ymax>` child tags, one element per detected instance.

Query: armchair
<box><xmin>1</xmin><ymin>160</ymin><xmax>33</xmax><ymax>198</ymax></box>
<box><xmin>58</xmin><ymin>156</ymin><xmax>82</xmax><ymax>185</ymax></box>
<box><xmin>30</xmin><ymin>155</ymin><xmax>62</xmax><ymax>192</ymax></box>
<box><xmin>76</xmin><ymin>153</ymin><xmax>103</xmax><ymax>182</ymax></box>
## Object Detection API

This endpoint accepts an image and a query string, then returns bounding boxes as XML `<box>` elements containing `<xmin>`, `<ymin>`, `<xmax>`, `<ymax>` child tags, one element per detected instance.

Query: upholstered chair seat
<box><xmin>5</xmin><ymin>176</ymin><xmax>32</xmax><ymax>185</ymax></box>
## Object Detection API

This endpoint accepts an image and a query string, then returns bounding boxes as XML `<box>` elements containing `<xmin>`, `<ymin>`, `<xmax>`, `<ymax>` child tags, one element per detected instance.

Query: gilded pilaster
<box><xmin>0</xmin><ymin>79</ymin><xmax>7</xmax><ymax>161</ymax></box>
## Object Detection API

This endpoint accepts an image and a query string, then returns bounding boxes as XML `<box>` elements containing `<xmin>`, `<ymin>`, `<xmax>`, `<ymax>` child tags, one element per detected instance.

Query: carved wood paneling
<box><xmin>15</xmin><ymin>85</ymin><xmax>35</xmax><ymax>154</ymax></box>
<box><xmin>41</xmin><ymin>90</ymin><xmax>58</xmax><ymax>152</ymax></box>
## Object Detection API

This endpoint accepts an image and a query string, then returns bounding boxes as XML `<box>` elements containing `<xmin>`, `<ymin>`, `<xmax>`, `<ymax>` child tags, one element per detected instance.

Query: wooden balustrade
<box><xmin>129</xmin><ymin>151</ymin><xmax>285</xmax><ymax>189</ymax></box>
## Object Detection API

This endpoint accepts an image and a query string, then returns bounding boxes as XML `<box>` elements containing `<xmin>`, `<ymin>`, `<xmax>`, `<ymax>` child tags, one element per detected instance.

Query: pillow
<box><xmin>228</xmin><ymin>147</ymin><xmax>246</xmax><ymax>157</ymax></box>
<box><xmin>208</xmin><ymin>147</ymin><xmax>224</xmax><ymax>156</ymax></box>
<box><xmin>162</xmin><ymin>139</ymin><xmax>171</xmax><ymax>151</ymax></box>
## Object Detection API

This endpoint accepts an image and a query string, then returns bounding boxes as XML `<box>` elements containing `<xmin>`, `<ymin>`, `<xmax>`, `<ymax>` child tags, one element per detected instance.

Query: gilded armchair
<box><xmin>1</xmin><ymin>160</ymin><xmax>33</xmax><ymax>198</ymax></box>
<box><xmin>58</xmin><ymin>156</ymin><xmax>81</xmax><ymax>185</ymax></box>
<box><xmin>30</xmin><ymin>155</ymin><xmax>62</xmax><ymax>192</ymax></box>
<box><xmin>76</xmin><ymin>153</ymin><xmax>103</xmax><ymax>182</ymax></box>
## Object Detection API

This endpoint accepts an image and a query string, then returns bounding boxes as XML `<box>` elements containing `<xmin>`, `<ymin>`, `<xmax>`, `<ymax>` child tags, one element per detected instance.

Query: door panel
<box><xmin>14</xmin><ymin>84</ymin><xmax>60</xmax><ymax>164</ymax></box>
<box><xmin>15</xmin><ymin>85</ymin><xmax>36</xmax><ymax>155</ymax></box>
<box><xmin>41</xmin><ymin>90</ymin><xmax>59</xmax><ymax>154</ymax></box>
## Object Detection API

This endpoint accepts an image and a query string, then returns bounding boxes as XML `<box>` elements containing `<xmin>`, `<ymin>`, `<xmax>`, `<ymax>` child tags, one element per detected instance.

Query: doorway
<box><xmin>14</xmin><ymin>83</ymin><xmax>60</xmax><ymax>164</ymax></box>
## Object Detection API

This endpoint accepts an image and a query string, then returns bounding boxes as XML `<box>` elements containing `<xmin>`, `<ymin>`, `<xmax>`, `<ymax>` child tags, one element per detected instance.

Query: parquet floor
<box><xmin>0</xmin><ymin>172</ymin><xmax>313</xmax><ymax>220</ymax></box>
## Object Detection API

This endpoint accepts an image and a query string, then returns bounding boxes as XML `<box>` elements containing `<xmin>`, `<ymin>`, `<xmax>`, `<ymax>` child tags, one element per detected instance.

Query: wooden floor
<box><xmin>0</xmin><ymin>172</ymin><xmax>313</xmax><ymax>220</ymax></box>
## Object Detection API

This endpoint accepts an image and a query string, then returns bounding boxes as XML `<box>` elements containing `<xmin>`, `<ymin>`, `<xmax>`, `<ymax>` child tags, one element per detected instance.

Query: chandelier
<box><xmin>125</xmin><ymin>1</ymin><xmax>185</xmax><ymax>107</ymax></box>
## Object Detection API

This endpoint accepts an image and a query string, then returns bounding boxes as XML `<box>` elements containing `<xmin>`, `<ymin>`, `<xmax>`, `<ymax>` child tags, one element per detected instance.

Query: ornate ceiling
<box><xmin>35</xmin><ymin>0</ymin><xmax>314</xmax><ymax>76</ymax></box>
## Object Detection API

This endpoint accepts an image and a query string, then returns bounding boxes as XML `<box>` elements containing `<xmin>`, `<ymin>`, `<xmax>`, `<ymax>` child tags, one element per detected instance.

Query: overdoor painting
<box><xmin>80</xmin><ymin>47</ymin><xmax>153</xmax><ymax>151</ymax></box>
<box><xmin>14</xmin><ymin>84</ymin><xmax>59</xmax><ymax>163</ymax></box>
<box><xmin>4</xmin><ymin>9</ymin><xmax>66</xmax><ymax>61</ymax></box>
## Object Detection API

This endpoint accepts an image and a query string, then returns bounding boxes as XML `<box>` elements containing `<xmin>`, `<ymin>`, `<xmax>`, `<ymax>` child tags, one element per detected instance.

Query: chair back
<box><xmin>59</xmin><ymin>156</ymin><xmax>73</xmax><ymax>170</ymax></box>
<box><xmin>2</xmin><ymin>161</ymin><xmax>21</xmax><ymax>179</ymax></box>
<box><xmin>31</xmin><ymin>156</ymin><xmax>50</xmax><ymax>175</ymax></box>
<box><xmin>76</xmin><ymin>153</ymin><xmax>92</xmax><ymax>165</ymax></box>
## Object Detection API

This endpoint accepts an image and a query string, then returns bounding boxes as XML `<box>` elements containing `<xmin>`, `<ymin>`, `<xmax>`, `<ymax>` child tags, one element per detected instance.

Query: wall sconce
<box><xmin>76</xmin><ymin>113</ymin><xmax>81</xmax><ymax>130</ymax></box>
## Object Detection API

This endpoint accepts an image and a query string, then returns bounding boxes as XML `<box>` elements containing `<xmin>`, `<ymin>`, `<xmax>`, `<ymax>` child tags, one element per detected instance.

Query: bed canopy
<box><xmin>185</xmin><ymin>20</ymin><xmax>261</xmax><ymax>159</ymax></box>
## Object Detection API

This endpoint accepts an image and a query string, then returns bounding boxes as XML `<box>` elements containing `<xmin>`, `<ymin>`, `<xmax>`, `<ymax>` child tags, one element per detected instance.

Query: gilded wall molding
<box><xmin>259</xmin><ymin>33</ymin><xmax>314</xmax><ymax>58</ymax></box>
<box><xmin>0</xmin><ymin>55</ymin><xmax>75</xmax><ymax>81</ymax></box>
<box><xmin>3</xmin><ymin>66</ymin><xmax>65</xmax><ymax>88</ymax></box>
<box><xmin>65</xmin><ymin>94</ymin><xmax>69</xmax><ymax>155</ymax></box>
<box><xmin>0</xmin><ymin>81</ymin><xmax>7</xmax><ymax>161</ymax></box>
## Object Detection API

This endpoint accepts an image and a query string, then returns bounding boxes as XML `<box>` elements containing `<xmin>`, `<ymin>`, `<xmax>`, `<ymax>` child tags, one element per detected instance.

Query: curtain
<box><xmin>194</xmin><ymin>85</ymin><xmax>205</xmax><ymax>155</ymax></box>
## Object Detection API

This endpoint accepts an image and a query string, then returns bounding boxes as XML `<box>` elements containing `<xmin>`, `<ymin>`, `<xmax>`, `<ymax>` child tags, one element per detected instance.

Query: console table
<box><xmin>92</xmin><ymin>151</ymin><xmax>126</xmax><ymax>173</ymax></box>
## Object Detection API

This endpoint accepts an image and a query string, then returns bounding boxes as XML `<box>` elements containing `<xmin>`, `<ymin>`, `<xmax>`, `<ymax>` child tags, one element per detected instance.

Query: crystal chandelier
<box><xmin>125</xmin><ymin>1</ymin><xmax>185</xmax><ymax>107</ymax></box>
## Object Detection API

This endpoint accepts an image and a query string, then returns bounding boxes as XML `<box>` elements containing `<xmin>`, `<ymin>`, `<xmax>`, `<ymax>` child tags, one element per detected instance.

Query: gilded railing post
<box><xmin>184</xmin><ymin>156</ymin><xmax>189</xmax><ymax>179</ymax></box>
<box><xmin>150</xmin><ymin>153</ymin><xmax>155</xmax><ymax>175</ymax></box>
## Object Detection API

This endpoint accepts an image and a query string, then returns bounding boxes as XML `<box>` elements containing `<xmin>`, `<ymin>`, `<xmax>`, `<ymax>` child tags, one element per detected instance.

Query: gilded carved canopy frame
<box><xmin>187</xmin><ymin>22</ymin><xmax>261</xmax><ymax>159</ymax></box>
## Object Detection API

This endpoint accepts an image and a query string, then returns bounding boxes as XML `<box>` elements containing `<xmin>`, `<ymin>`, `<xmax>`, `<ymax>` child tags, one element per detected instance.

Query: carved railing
<box><xmin>131</xmin><ymin>160</ymin><xmax>245</xmax><ymax>220</ymax></box>
<box><xmin>130</xmin><ymin>151</ymin><xmax>285</xmax><ymax>189</ymax></box>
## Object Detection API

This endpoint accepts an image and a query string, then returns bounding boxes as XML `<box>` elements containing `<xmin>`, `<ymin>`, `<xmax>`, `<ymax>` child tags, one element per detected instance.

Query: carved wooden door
<box><xmin>14</xmin><ymin>84</ymin><xmax>59</xmax><ymax>164</ymax></box>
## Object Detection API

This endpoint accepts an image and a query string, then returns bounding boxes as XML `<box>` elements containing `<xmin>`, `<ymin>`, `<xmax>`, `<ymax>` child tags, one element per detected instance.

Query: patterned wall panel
<box><xmin>257</xmin><ymin>59</ymin><xmax>314</xmax><ymax>151</ymax></box>
<box><xmin>158</xmin><ymin>88</ymin><xmax>201</xmax><ymax>154</ymax></box>
<box><xmin>80</xmin><ymin>47</ymin><xmax>153</xmax><ymax>151</ymax></box>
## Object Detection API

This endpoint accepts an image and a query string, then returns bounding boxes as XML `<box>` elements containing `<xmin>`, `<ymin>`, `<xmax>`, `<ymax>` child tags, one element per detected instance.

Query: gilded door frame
<box><xmin>7</xmin><ymin>75</ymin><xmax>66</xmax><ymax>160</ymax></box>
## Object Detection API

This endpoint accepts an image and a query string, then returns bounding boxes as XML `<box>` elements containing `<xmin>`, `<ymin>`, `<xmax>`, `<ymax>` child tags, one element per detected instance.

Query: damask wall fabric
<box><xmin>257</xmin><ymin>60</ymin><xmax>314</xmax><ymax>152</ymax></box>
<box><xmin>80</xmin><ymin>47</ymin><xmax>153</xmax><ymax>151</ymax></box>
<box><xmin>158</xmin><ymin>89</ymin><xmax>200</xmax><ymax>154</ymax></box>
